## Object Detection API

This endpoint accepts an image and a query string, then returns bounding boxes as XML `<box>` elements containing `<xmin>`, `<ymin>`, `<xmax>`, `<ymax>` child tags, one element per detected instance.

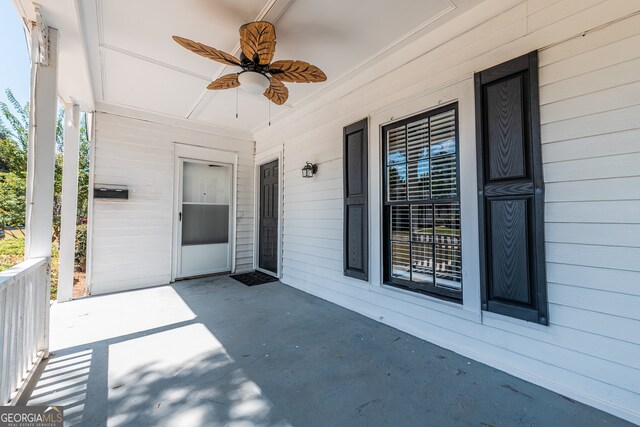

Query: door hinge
<box><xmin>179</xmin><ymin>212</ymin><xmax>182</xmax><ymax>221</ymax></box>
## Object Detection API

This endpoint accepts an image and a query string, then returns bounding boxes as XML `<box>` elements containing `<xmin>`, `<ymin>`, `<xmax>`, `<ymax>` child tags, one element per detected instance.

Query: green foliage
<box><xmin>77</xmin><ymin>114</ymin><xmax>90</xmax><ymax>217</ymax></box>
<box><xmin>0</xmin><ymin>171</ymin><xmax>26</xmax><ymax>231</ymax></box>
<box><xmin>0</xmin><ymin>88</ymin><xmax>90</xmax><ymax>297</ymax></box>
<box><xmin>50</xmin><ymin>243</ymin><xmax>59</xmax><ymax>300</ymax></box>
<box><xmin>75</xmin><ymin>222</ymin><xmax>87</xmax><ymax>271</ymax></box>
<box><xmin>0</xmin><ymin>89</ymin><xmax>29</xmax><ymax>152</ymax></box>
<box><xmin>0</xmin><ymin>88</ymin><xmax>33</xmax><ymax>236</ymax></box>
<box><xmin>0</xmin><ymin>134</ymin><xmax>27</xmax><ymax>175</ymax></box>
<box><xmin>0</xmin><ymin>88</ymin><xmax>91</xmax><ymax>240</ymax></box>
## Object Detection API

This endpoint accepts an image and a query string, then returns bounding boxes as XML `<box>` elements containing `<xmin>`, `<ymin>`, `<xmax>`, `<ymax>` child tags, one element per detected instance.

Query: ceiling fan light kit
<box><xmin>173</xmin><ymin>21</ymin><xmax>327</xmax><ymax>124</ymax></box>
<box><xmin>237</xmin><ymin>71</ymin><xmax>270</xmax><ymax>96</ymax></box>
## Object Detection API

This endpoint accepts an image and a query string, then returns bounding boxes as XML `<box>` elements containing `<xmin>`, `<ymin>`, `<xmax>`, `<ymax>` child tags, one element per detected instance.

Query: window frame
<box><xmin>382</xmin><ymin>102</ymin><xmax>462</xmax><ymax>302</ymax></box>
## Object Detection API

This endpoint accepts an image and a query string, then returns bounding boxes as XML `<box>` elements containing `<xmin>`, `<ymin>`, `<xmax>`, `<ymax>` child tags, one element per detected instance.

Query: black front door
<box><xmin>259</xmin><ymin>160</ymin><xmax>279</xmax><ymax>273</ymax></box>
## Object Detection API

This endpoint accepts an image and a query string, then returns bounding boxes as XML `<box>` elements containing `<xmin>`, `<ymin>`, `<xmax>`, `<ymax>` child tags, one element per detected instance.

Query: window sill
<box><xmin>371</xmin><ymin>283</ymin><xmax>481</xmax><ymax>323</ymax></box>
<box><xmin>385</xmin><ymin>277</ymin><xmax>462</xmax><ymax>301</ymax></box>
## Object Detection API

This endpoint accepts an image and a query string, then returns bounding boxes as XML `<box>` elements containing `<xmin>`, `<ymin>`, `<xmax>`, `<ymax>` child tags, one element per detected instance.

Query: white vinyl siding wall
<box><xmin>89</xmin><ymin>113</ymin><xmax>255</xmax><ymax>294</ymax></box>
<box><xmin>254</xmin><ymin>0</ymin><xmax>640</xmax><ymax>423</ymax></box>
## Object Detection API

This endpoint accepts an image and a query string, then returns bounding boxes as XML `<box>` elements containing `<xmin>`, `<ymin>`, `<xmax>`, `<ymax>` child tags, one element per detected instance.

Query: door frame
<box><xmin>253</xmin><ymin>145</ymin><xmax>283</xmax><ymax>278</ymax></box>
<box><xmin>171</xmin><ymin>143</ymin><xmax>238</xmax><ymax>282</ymax></box>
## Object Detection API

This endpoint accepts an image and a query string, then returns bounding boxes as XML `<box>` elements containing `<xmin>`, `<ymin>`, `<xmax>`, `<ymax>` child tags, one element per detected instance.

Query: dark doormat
<box><xmin>230</xmin><ymin>271</ymin><xmax>278</xmax><ymax>287</ymax></box>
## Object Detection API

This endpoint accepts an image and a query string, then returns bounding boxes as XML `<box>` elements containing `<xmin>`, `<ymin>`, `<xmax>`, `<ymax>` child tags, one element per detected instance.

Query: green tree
<box><xmin>0</xmin><ymin>170</ymin><xmax>26</xmax><ymax>238</ymax></box>
<box><xmin>0</xmin><ymin>89</ymin><xmax>29</xmax><ymax>153</ymax></box>
<box><xmin>0</xmin><ymin>89</ymin><xmax>31</xmax><ymax>237</ymax></box>
<box><xmin>77</xmin><ymin>115</ymin><xmax>90</xmax><ymax>217</ymax></box>
<box><xmin>0</xmin><ymin>88</ymin><xmax>90</xmax><ymax>241</ymax></box>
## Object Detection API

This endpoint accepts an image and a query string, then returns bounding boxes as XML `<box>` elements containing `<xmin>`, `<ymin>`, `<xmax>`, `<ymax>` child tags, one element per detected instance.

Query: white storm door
<box><xmin>178</xmin><ymin>160</ymin><xmax>232</xmax><ymax>277</ymax></box>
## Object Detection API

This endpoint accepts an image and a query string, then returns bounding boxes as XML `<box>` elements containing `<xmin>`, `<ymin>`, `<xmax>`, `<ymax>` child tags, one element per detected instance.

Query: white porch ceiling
<box><xmin>17</xmin><ymin>0</ymin><xmax>483</xmax><ymax>134</ymax></box>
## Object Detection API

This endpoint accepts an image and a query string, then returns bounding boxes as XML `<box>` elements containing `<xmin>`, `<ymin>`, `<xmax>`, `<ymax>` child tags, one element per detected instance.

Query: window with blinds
<box><xmin>382</xmin><ymin>104</ymin><xmax>462</xmax><ymax>301</ymax></box>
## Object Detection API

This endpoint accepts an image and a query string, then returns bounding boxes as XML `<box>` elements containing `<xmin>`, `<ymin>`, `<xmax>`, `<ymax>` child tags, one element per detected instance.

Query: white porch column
<box><xmin>57</xmin><ymin>103</ymin><xmax>80</xmax><ymax>302</ymax></box>
<box><xmin>24</xmin><ymin>15</ymin><xmax>59</xmax><ymax>260</ymax></box>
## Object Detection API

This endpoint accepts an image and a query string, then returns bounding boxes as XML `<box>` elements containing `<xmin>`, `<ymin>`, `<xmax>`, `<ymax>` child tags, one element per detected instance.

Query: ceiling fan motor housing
<box><xmin>239</xmin><ymin>52</ymin><xmax>269</xmax><ymax>74</ymax></box>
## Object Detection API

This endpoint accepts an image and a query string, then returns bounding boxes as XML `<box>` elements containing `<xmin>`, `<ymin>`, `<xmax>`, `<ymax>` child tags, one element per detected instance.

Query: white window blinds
<box><xmin>383</xmin><ymin>105</ymin><xmax>462</xmax><ymax>298</ymax></box>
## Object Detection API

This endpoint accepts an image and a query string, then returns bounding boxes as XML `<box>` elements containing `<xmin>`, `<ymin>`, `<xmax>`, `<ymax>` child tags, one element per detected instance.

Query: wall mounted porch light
<box><xmin>301</xmin><ymin>162</ymin><xmax>318</xmax><ymax>178</ymax></box>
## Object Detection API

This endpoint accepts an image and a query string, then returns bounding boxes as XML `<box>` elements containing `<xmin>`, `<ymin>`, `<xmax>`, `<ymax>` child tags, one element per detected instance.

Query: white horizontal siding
<box><xmin>546</xmin><ymin>200</ymin><xmax>640</xmax><ymax>223</ymax></box>
<box><xmin>546</xmin><ymin>178</ymin><xmax>640</xmax><ymax>202</ymax></box>
<box><xmin>254</xmin><ymin>0</ymin><xmax>640</xmax><ymax>423</ymax></box>
<box><xmin>545</xmin><ymin>223</ymin><xmax>640</xmax><ymax>247</ymax></box>
<box><xmin>90</xmin><ymin>112</ymin><xmax>254</xmax><ymax>294</ymax></box>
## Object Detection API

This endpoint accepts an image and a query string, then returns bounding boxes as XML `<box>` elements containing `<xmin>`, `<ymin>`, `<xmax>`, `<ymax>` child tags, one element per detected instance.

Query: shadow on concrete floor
<box><xmin>20</xmin><ymin>276</ymin><xmax>635</xmax><ymax>427</ymax></box>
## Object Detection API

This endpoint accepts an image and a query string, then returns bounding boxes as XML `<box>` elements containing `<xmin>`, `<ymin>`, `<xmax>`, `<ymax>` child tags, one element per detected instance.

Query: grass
<box><xmin>0</xmin><ymin>236</ymin><xmax>24</xmax><ymax>270</ymax></box>
<box><xmin>0</xmin><ymin>234</ymin><xmax>59</xmax><ymax>300</ymax></box>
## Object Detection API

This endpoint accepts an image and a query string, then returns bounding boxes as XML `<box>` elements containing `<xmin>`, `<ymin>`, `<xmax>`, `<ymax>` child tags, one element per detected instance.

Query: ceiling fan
<box><xmin>173</xmin><ymin>21</ymin><xmax>327</xmax><ymax>105</ymax></box>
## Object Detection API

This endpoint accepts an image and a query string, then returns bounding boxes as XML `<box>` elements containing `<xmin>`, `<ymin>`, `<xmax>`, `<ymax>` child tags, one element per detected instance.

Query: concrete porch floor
<box><xmin>22</xmin><ymin>276</ymin><xmax>631</xmax><ymax>426</ymax></box>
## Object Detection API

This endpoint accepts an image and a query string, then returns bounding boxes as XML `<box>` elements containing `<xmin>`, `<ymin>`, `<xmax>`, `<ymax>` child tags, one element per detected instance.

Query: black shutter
<box><xmin>344</xmin><ymin>118</ymin><xmax>368</xmax><ymax>281</ymax></box>
<box><xmin>475</xmin><ymin>51</ymin><xmax>548</xmax><ymax>325</ymax></box>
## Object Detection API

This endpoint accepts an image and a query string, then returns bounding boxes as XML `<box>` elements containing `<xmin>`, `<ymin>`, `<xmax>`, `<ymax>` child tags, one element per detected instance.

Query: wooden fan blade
<box><xmin>269</xmin><ymin>60</ymin><xmax>327</xmax><ymax>83</ymax></box>
<box><xmin>239</xmin><ymin>21</ymin><xmax>276</xmax><ymax>65</ymax></box>
<box><xmin>207</xmin><ymin>73</ymin><xmax>240</xmax><ymax>90</ymax></box>
<box><xmin>264</xmin><ymin>78</ymin><xmax>289</xmax><ymax>105</ymax></box>
<box><xmin>173</xmin><ymin>35</ymin><xmax>241</xmax><ymax>66</ymax></box>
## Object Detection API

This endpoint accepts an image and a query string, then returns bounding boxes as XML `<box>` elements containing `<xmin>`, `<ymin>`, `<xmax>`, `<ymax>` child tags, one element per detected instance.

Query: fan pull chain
<box><xmin>268</xmin><ymin>100</ymin><xmax>271</xmax><ymax>126</ymax></box>
<box><xmin>235</xmin><ymin>87</ymin><xmax>239</xmax><ymax>119</ymax></box>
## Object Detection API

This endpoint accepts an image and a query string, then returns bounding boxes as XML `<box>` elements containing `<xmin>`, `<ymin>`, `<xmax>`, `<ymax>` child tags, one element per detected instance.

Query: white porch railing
<box><xmin>0</xmin><ymin>257</ymin><xmax>50</xmax><ymax>405</ymax></box>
